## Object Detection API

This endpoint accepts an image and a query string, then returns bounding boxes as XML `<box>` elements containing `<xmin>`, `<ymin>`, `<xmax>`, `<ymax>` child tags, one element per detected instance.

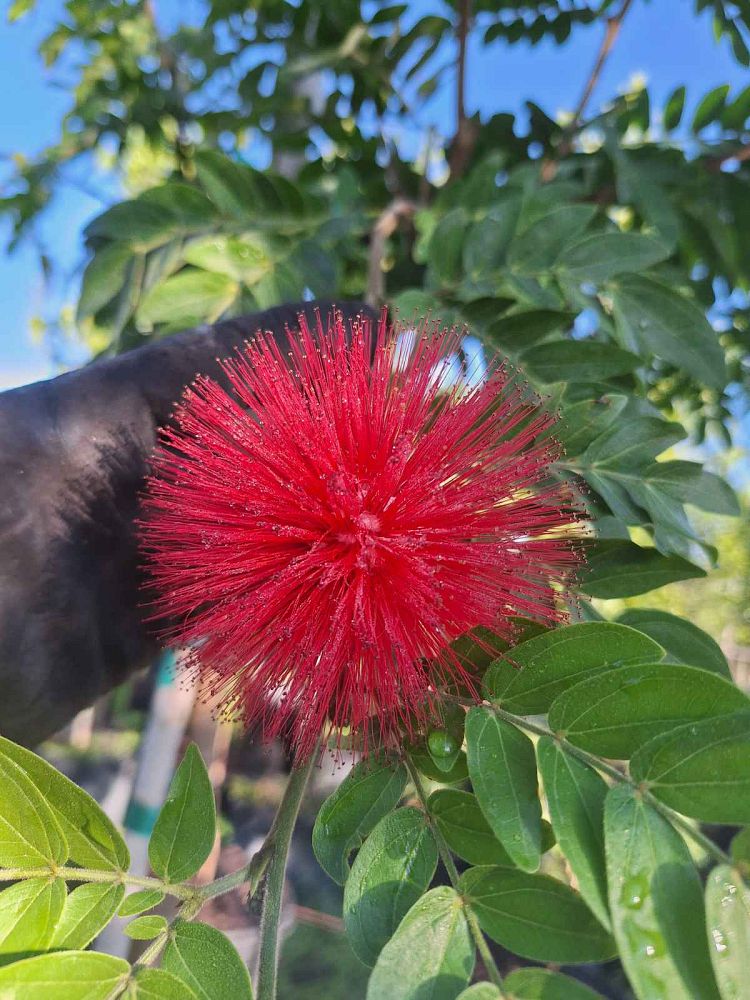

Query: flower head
<box><xmin>140</xmin><ymin>309</ymin><xmax>581</xmax><ymax>759</ymax></box>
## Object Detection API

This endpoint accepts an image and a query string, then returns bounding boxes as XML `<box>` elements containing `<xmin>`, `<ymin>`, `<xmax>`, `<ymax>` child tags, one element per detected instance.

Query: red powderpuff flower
<box><xmin>140</xmin><ymin>308</ymin><xmax>581</xmax><ymax>760</ymax></box>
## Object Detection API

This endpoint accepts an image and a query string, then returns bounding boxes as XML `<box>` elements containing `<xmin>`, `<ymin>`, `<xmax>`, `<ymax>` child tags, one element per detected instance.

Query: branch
<box><xmin>404</xmin><ymin>754</ymin><xmax>508</xmax><ymax>996</ymax></box>
<box><xmin>448</xmin><ymin>0</ymin><xmax>478</xmax><ymax>181</ymax></box>
<box><xmin>365</xmin><ymin>198</ymin><xmax>416</xmax><ymax>308</ymax></box>
<box><xmin>256</xmin><ymin>748</ymin><xmax>319</xmax><ymax>1000</ymax></box>
<box><xmin>542</xmin><ymin>0</ymin><xmax>634</xmax><ymax>181</ymax></box>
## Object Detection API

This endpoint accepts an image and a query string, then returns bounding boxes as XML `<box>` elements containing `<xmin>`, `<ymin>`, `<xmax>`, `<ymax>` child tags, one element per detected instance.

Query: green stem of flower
<box><xmin>256</xmin><ymin>747</ymin><xmax>318</xmax><ymax>1000</ymax></box>
<box><xmin>404</xmin><ymin>754</ymin><xmax>507</xmax><ymax>996</ymax></box>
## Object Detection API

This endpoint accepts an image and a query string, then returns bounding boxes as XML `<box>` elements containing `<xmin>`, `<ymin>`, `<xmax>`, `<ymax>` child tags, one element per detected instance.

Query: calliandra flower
<box><xmin>140</xmin><ymin>309</ymin><xmax>581</xmax><ymax>760</ymax></box>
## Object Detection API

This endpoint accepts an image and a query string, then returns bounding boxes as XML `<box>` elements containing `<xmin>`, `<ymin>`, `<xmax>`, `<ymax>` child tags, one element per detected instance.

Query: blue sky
<box><xmin>0</xmin><ymin>0</ymin><xmax>747</xmax><ymax>389</ymax></box>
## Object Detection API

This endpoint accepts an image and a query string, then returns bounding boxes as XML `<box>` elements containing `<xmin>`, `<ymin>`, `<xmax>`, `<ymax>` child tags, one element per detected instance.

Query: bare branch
<box><xmin>448</xmin><ymin>0</ymin><xmax>478</xmax><ymax>181</ymax></box>
<box><xmin>365</xmin><ymin>198</ymin><xmax>416</xmax><ymax>308</ymax></box>
<box><xmin>542</xmin><ymin>0</ymin><xmax>634</xmax><ymax>181</ymax></box>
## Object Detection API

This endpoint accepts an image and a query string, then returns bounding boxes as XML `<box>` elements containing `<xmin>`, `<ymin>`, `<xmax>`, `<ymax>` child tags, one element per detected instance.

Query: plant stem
<box><xmin>0</xmin><ymin>866</ymin><xmax>197</xmax><ymax>900</ymax></box>
<box><xmin>404</xmin><ymin>754</ymin><xmax>507</xmax><ymax>996</ymax></box>
<box><xmin>475</xmin><ymin>699</ymin><xmax>734</xmax><ymax>868</ymax></box>
<box><xmin>256</xmin><ymin>748</ymin><xmax>318</xmax><ymax>1000</ymax></box>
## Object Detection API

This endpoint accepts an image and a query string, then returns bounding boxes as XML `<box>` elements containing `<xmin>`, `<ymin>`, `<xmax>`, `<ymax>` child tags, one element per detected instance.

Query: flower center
<box><xmin>334</xmin><ymin>511</ymin><xmax>383</xmax><ymax>569</ymax></box>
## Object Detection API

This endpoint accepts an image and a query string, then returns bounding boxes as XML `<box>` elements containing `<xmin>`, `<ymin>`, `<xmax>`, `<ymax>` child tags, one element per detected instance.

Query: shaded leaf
<box><xmin>484</xmin><ymin>622</ymin><xmax>663</xmax><ymax>714</ymax></box>
<box><xmin>131</xmin><ymin>968</ymin><xmax>199</xmax><ymax>999</ymax></box>
<box><xmin>459</xmin><ymin>866</ymin><xmax>615</xmax><ymax>964</ymax></box>
<box><xmin>521</xmin><ymin>340</ymin><xmax>639</xmax><ymax>384</ymax></box>
<box><xmin>137</xmin><ymin>270</ymin><xmax>238</xmax><ymax>330</ymax></box>
<box><xmin>366</xmin><ymin>887</ymin><xmax>474</xmax><ymax>1000</ymax></box>
<box><xmin>548</xmin><ymin>663</ymin><xmax>749</xmax><ymax>758</ymax></box>
<box><xmin>582</xmin><ymin>541</ymin><xmax>706</xmax><ymax>599</ymax></box>
<box><xmin>537</xmin><ymin>738</ymin><xmax>610</xmax><ymax>929</ymax></box>
<box><xmin>617</xmin><ymin>609</ymin><xmax>731</xmax><ymax>678</ymax></box>
<box><xmin>466</xmin><ymin>708</ymin><xmax>542</xmax><ymax>871</ymax></box>
<box><xmin>704</xmin><ymin>864</ymin><xmax>750</xmax><ymax>1000</ymax></box>
<box><xmin>630</xmin><ymin>712</ymin><xmax>750</xmax><ymax>823</ymax></box>
<box><xmin>557</xmin><ymin>232</ymin><xmax>668</xmax><ymax>284</ymax></box>
<box><xmin>343</xmin><ymin>807</ymin><xmax>438</xmax><ymax>966</ymax></box>
<box><xmin>605</xmin><ymin>785</ymin><xmax>719</xmax><ymax>999</ymax></box>
<box><xmin>163</xmin><ymin>920</ymin><xmax>253</xmax><ymax>1000</ymax></box>
<box><xmin>613</xmin><ymin>276</ymin><xmax>726</xmax><ymax>389</ymax></box>
<box><xmin>312</xmin><ymin>754</ymin><xmax>406</xmax><ymax>884</ymax></box>
<box><xmin>504</xmin><ymin>968</ymin><xmax>605</xmax><ymax>998</ymax></box>
<box><xmin>429</xmin><ymin>789</ymin><xmax>515</xmax><ymax>867</ymax></box>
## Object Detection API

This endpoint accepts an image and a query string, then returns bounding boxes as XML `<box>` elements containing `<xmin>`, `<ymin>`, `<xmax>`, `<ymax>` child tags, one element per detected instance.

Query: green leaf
<box><xmin>465</xmin><ymin>707</ymin><xmax>542</xmax><ymax>871</ymax></box>
<box><xmin>312</xmin><ymin>754</ymin><xmax>406</xmax><ymax>884</ymax></box>
<box><xmin>0</xmin><ymin>736</ymin><xmax>129</xmax><ymax>871</ymax></box>
<box><xmin>77</xmin><ymin>244</ymin><xmax>135</xmax><ymax>320</ymax></box>
<box><xmin>343</xmin><ymin>807</ymin><xmax>438</xmax><ymax>966</ymax></box>
<box><xmin>50</xmin><ymin>882</ymin><xmax>124</xmax><ymax>950</ymax></box>
<box><xmin>0</xmin><ymin>951</ymin><xmax>129</xmax><ymax>999</ymax></box>
<box><xmin>485</xmin><ymin>309</ymin><xmax>575</xmax><ymax>352</ymax></box>
<box><xmin>582</xmin><ymin>541</ymin><xmax>706</xmax><ymax>599</ymax></box>
<box><xmin>85</xmin><ymin>201</ymin><xmax>178</xmax><ymax>250</ymax></box>
<box><xmin>366</xmin><ymin>887</ymin><xmax>474</xmax><ymax>1000</ymax></box>
<box><xmin>183</xmin><ymin>234</ymin><xmax>272</xmax><ymax>284</ymax></box>
<box><xmin>0</xmin><ymin>878</ymin><xmax>65</xmax><ymax>963</ymax></box>
<box><xmin>692</xmin><ymin>84</ymin><xmax>730</xmax><ymax>131</ymax></box>
<box><xmin>520</xmin><ymin>340</ymin><xmax>639</xmax><ymax>384</ymax></box>
<box><xmin>731</xmin><ymin>827</ymin><xmax>750</xmax><ymax>867</ymax></box>
<box><xmin>663</xmin><ymin>86</ymin><xmax>687</xmax><ymax>130</ymax></box>
<box><xmin>612</xmin><ymin>275</ymin><xmax>726</xmax><ymax>389</ymax></box>
<box><xmin>163</xmin><ymin>920</ymin><xmax>253</xmax><ymax>1000</ymax></box>
<box><xmin>537</xmin><ymin>738</ymin><xmax>610</xmax><ymax>930</ymax></box>
<box><xmin>429</xmin><ymin>789</ymin><xmax>514</xmax><ymax>867</ymax></box>
<box><xmin>194</xmin><ymin>151</ymin><xmax>259</xmax><ymax>218</ymax></box>
<box><xmin>618</xmin><ymin>609</ymin><xmax>731</xmax><ymax>678</ymax></box>
<box><xmin>638</xmin><ymin>461</ymin><xmax>740</xmax><ymax>517</ymax></box>
<box><xmin>508</xmin><ymin>205</ymin><xmax>596</xmax><ymax>273</ymax></box>
<box><xmin>0</xmin><ymin>748</ymin><xmax>67</xmax><ymax>868</ymax></box>
<box><xmin>149</xmin><ymin>743</ymin><xmax>216</xmax><ymax>884</ymax></box>
<box><xmin>459</xmin><ymin>866</ymin><xmax>615</xmax><ymax>963</ymax></box>
<box><xmin>130</xmin><ymin>968</ymin><xmax>199</xmax><ymax>999</ymax></box>
<box><xmin>504</xmin><ymin>968</ymin><xmax>605</xmax><ymax>998</ymax></box>
<box><xmin>484</xmin><ymin>622</ymin><xmax>663</xmax><ymax>714</ymax></box>
<box><xmin>118</xmin><ymin>888</ymin><xmax>166</xmax><ymax>918</ymax></box>
<box><xmin>137</xmin><ymin>270</ymin><xmax>238</xmax><ymax>330</ymax></box>
<box><xmin>409</xmin><ymin>747</ymin><xmax>469</xmax><ymax>784</ymax></box>
<box><xmin>548</xmin><ymin>663</ymin><xmax>749</xmax><ymax>758</ymax></box>
<box><xmin>631</xmin><ymin>712</ymin><xmax>750</xmax><ymax>823</ymax></box>
<box><xmin>456</xmin><ymin>985</ymin><xmax>502</xmax><ymax>1000</ymax></box>
<box><xmin>605</xmin><ymin>785</ymin><xmax>719</xmax><ymax>1000</ymax></box>
<box><xmin>125</xmin><ymin>915</ymin><xmax>169</xmax><ymax>941</ymax></box>
<box><xmin>704</xmin><ymin>864</ymin><xmax>750</xmax><ymax>1000</ymax></box>
<box><xmin>429</xmin><ymin>209</ymin><xmax>469</xmax><ymax>285</ymax></box>
<box><xmin>556</xmin><ymin>394</ymin><xmax>628</xmax><ymax>456</ymax></box>
<box><xmin>463</xmin><ymin>199</ymin><xmax>520</xmax><ymax>278</ymax></box>
<box><xmin>557</xmin><ymin>232</ymin><xmax>669</xmax><ymax>284</ymax></box>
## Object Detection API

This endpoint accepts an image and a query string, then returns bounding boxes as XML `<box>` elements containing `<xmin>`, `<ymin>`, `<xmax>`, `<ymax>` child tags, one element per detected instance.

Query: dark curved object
<box><xmin>0</xmin><ymin>300</ymin><xmax>375</xmax><ymax>745</ymax></box>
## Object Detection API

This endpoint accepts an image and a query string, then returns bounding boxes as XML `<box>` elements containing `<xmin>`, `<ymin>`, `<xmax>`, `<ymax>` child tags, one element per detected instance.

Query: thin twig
<box><xmin>450</xmin><ymin>696</ymin><xmax>734</xmax><ymax>869</ymax></box>
<box><xmin>365</xmin><ymin>198</ymin><xmax>416</xmax><ymax>307</ymax></box>
<box><xmin>542</xmin><ymin>0</ymin><xmax>634</xmax><ymax>181</ymax></box>
<box><xmin>404</xmin><ymin>754</ymin><xmax>508</xmax><ymax>996</ymax></box>
<box><xmin>448</xmin><ymin>0</ymin><xmax>477</xmax><ymax>180</ymax></box>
